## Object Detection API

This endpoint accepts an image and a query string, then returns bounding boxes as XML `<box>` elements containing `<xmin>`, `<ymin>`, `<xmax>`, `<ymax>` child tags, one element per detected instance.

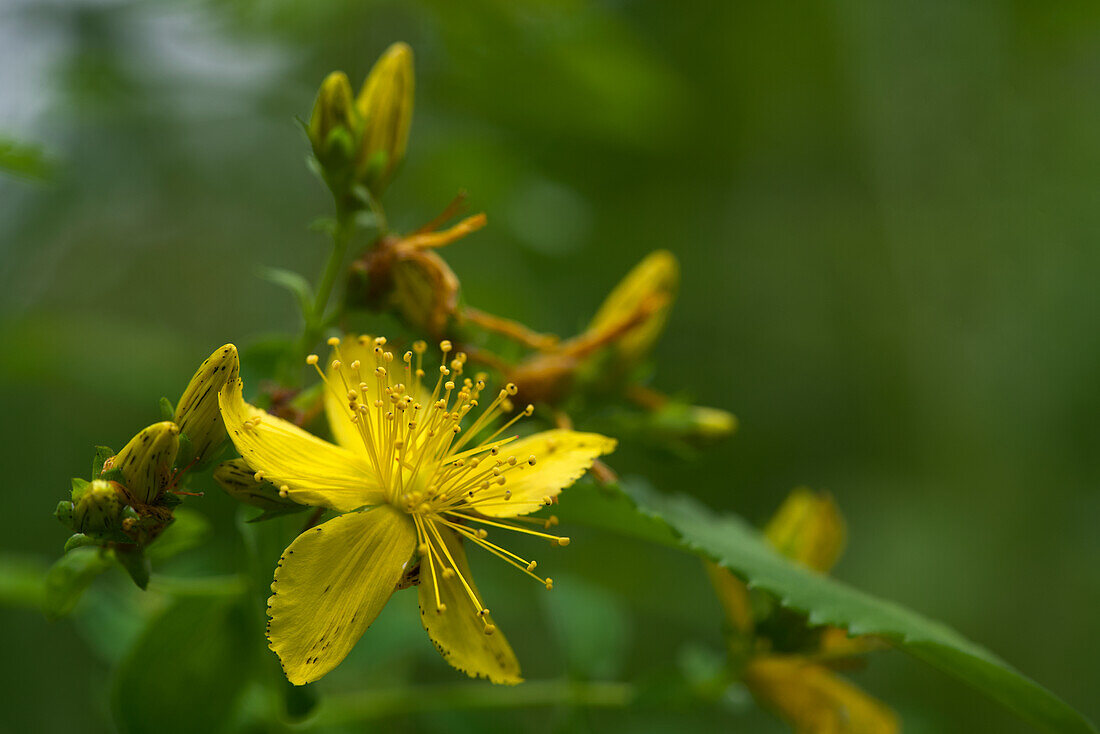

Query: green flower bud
<box><xmin>651</xmin><ymin>402</ymin><xmax>738</xmax><ymax>444</ymax></box>
<box><xmin>72</xmin><ymin>479</ymin><xmax>126</xmax><ymax>538</ymax></box>
<box><xmin>106</xmin><ymin>422</ymin><xmax>180</xmax><ymax>504</ymax></box>
<box><xmin>764</xmin><ymin>488</ymin><xmax>846</xmax><ymax>574</ymax></box>
<box><xmin>355</xmin><ymin>42</ymin><xmax>414</xmax><ymax>195</ymax></box>
<box><xmin>55</xmin><ymin>500</ymin><xmax>74</xmax><ymax>529</ymax></box>
<box><xmin>174</xmin><ymin>344</ymin><xmax>240</xmax><ymax>464</ymax></box>
<box><xmin>309</xmin><ymin>71</ymin><xmax>360</xmax><ymax>164</ymax></box>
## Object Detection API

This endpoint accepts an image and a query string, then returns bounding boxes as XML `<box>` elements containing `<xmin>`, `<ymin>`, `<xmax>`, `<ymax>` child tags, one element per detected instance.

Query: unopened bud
<box><xmin>587</xmin><ymin>250</ymin><xmax>679</xmax><ymax>366</ymax></box>
<box><xmin>355</xmin><ymin>42</ymin><xmax>414</xmax><ymax>195</ymax></box>
<box><xmin>651</xmin><ymin>401</ymin><xmax>738</xmax><ymax>445</ymax></box>
<box><xmin>174</xmin><ymin>344</ymin><xmax>239</xmax><ymax>463</ymax></box>
<box><xmin>309</xmin><ymin>71</ymin><xmax>360</xmax><ymax>165</ymax></box>
<box><xmin>764</xmin><ymin>488</ymin><xmax>846</xmax><ymax>573</ymax></box>
<box><xmin>109</xmin><ymin>422</ymin><xmax>180</xmax><ymax>504</ymax></box>
<box><xmin>214</xmin><ymin>458</ymin><xmax>299</xmax><ymax>512</ymax></box>
<box><xmin>72</xmin><ymin>479</ymin><xmax>126</xmax><ymax>538</ymax></box>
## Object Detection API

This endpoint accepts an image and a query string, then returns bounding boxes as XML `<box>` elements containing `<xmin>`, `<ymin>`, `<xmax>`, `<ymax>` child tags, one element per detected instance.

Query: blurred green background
<box><xmin>2</xmin><ymin>1</ymin><xmax>1098</xmax><ymax>732</ymax></box>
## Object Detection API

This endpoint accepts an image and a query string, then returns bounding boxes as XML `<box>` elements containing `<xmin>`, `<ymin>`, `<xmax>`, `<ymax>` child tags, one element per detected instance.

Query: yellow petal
<box><xmin>174</xmin><ymin>344</ymin><xmax>239</xmax><ymax>462</ymax></box>
<box><xmin>219</xmin><ymin>378</ymin><xmax>382</xmax><ymax>512</ymax></box>
<box><xmin>268</xmin><ymin>506</ymin><xmax>417</xmax><ymax>685</ymax></box>
<box><xmin>587</xmin><ymin>250</ymin><xmax>679</xmax><ymax>364</ymax></box>
<box><xmin>471</xmin><ymin>429</ymin><xmax>617</xmax><ymax>518</ymax></box>
<box><xmin>418</xmin><ymin>524</ymin><xmax>522</xmax><ymax>684</ymax></box>
<box><xmin>744</xmin><ymin>656</ymin><xmax>899</xmax><ymax>734</ymax></box>
<box><xmin>764</xmin><ymin>488</ymin><xmax>847</xmax><ymax>574</ymax></box>
<box><xmin>322</xmin><ymin>339</ymin><xmax>375</xmax><ymax>457</ymax></box>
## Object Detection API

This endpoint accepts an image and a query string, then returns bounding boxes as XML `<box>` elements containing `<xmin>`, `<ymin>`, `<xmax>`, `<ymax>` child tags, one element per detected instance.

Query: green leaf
<box><xmin>43</xmin><ymin>547</ymin><xmax>112</xmax><ymax>618</ymax></box>
<box><xmin>158</xmin><ymin>396</ymin><xmax>176</xmax><ymax>421</ymax></box>
<box><xmin>556</xmin><ymin>480</ymin><xmax>1097</xmax><ymax>734</ymax></box>
<box><xmin>110</xmin><ymin>596</ymin><xmax>253</xmax><ymax>734</ymax></box>
<box><xmin>258</xmin><ymin>266</ymin><xmax>314</xmax><ymax>322</ymax></box>
<box><xmin>113</xmin><ymin>546</ymin><xmax>150</xmax><ymax>590</ymax></box>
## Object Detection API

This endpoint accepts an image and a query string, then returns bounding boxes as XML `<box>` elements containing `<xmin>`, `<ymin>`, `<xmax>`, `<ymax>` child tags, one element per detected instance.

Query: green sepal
<box><xmin>114</xmin><ymin>546</ymin><xmax>151</xmax><ymax>590</ymax></box>
<box><xmin>174</xmin><ymin>432</ymin><xmax>195</xmax><ymax>471</ymax></box>
<box><xmin>70</xmin><ymin>477</ymin><xmax>90</xmax><ymax>501</ymax></box>
<box><xmin>159</xmin><ymin>396</ymin><xmax>176</xmax><ymax>421</ymax></box>
<box><xmin>92</xmin><ymin>446</ymin><xmax>115</xmax><ymax>478</ymax></box>
<box><xmin>99</xmin><ymin>467</ymin><xmax>124</xmax><ymax>484</ymax></box>
<box><xmin>64</xmin><ymin>533</ymin><xmax>100</xmax><ymax>553</ymax></box>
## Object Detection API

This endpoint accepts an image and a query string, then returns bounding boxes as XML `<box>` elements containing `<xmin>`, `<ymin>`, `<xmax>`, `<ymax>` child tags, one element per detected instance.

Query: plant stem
<box><xmin>298</xmin><ymin>679</ymin><xmax>634</xmax><ymax>728</ymax></box>
<box><xmin>310</xmin><ymin>208</ymin><xmax>353</xmax><ymax>333</ymax></box>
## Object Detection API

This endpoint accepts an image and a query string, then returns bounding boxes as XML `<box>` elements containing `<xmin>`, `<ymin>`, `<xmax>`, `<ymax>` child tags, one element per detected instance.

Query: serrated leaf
<box><xmin>258</xmin><ymin>266</ymin><xmax>315</xmax><ymax>322</ymax></box>
<box><xmin>110</xmin><ymin>596</ymin><xmax>253</xmax><ymax>734</ymax></box>
<box><xmin>43</xmin><ymin>547</ymin><xmax>112</xmax><ymax>618</ymax></box>
<box><xmin>556</xmin><ymin>480</ymin><xmax>1096</xmax><ymax>734</ymax></box>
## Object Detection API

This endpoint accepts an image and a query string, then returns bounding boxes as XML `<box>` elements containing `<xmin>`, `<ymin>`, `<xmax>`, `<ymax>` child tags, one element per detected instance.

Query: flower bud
<box><xmin>309</xmin><ymin>71</ymin><xmax>360</xmax><ymax>165</ymax></box>
<box><xmin>764</xmin><ymin>488</ymin><xmax>846</xmax><ymax>574</ymax></box>
<box><xmin>214</xmin><ymin>458</ymin><xmax>300</xmax><ymax>513</ymax></box>
<box><xmin>106</xmin><ymin>422</ymin><xmax>180</xmax><ymax>504</ymax></box>
<box><xmin>743</xmin><ymin>657</ymin><xmax>899</xmax><ymax>733</ymax></box>
<box><xmin>355</xmin><ymin>42</ymin><xmax>414</xmax><ymax>195</ymax></box>
<box><xmin>587</xmin><ymin>250</ymin><xmax>679</xmax><ymax>368</ymax></box>
<box><xmin>72</xmin><ymin>479</ymin><xmax>126</xmax><ymax>538</ymax></box>
<box><xmin>174</xmin><ymin>344</ymin><xmax>239</xmax><ymax>463</ymax></box>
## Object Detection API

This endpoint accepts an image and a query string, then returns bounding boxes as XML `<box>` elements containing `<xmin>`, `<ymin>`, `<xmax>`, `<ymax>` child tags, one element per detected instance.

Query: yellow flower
<box><xmin>219</xmin><ymin>335</ymin><xmax>616</xmax><ymax>685</ymax></box>
<box><xmin>709</xmin><ymin>489</ymin><xmax>896</xmax><ymax>734</ymax></box>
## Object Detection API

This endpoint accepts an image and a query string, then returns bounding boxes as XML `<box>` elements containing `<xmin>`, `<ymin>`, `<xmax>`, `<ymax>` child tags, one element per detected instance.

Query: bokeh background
<box><xmin>2</xmin><ymin>1</ymin><xmax>1098</xmax><ymax>732</ymax></box>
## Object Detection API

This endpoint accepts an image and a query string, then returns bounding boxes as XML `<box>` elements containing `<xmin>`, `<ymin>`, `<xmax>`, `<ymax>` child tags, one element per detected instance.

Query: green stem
<box><xmin>297</xmin><ymin>679</ymin><xmax>633</xmax><ymax>728</ymax></box>
<box><xmin>310</xmin><ymin>209</ymin><xmax>352</xmax><ymax>332</ymax></box>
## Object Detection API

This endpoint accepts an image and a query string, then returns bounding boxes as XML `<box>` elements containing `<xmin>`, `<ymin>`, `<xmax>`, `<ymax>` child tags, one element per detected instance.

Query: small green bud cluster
<box><xmin>308</xmin><ymin>42</ymin><xmax>414</xmax><ymax>202</ymax></box>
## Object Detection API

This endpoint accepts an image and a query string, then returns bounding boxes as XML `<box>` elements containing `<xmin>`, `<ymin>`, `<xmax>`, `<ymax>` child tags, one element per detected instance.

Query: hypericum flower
<box><xmin>708</xmin><ymin>489</ymin><xmax>897</xmax><ymax>733</ymax></box>
<box><xmin>218</xmin><ymin>335</ymin><xmax>616</xmax><ymax>685</ymax></box>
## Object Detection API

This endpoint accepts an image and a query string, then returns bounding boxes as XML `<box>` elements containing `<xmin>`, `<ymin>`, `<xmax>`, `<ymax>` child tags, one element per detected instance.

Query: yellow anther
<box><xmin>417</xmin><ymin>543</ymin><xmax>429</xmax><ymax>555</ymax></box>
<box><xmin>545</xmin><ymin>578</ymin><xmax>554</xmax><ymax>590</ymax></box>
<box><xmin>442</xmin><ymin>568</ymin><xmax>455</xmax><ymax>580</ymax></box>
<box><xmin>526</xmin><ymin>561</ymin><xmax>537</xmax><ymax>572</ymax></box>
<box><xmin>440</xmin><ymin>340</ymin><xmax>453</xmax><ymax>352</ymax></box>
<box><xmin>347</xmin><ymin>389</ymin><xmax>358</xmax><ymax>400</ymax></box>
<box><xmin>331</xmin><ymin>359</ymin><xmax>342</xmax><ymax>370</ymax></box>
<box><xmin>436</xmin><ymin>603</ymin><xmax>447</xmax><ymax>614</ymax></box>
<box><xmin>528</xmin><ymin>456</ymin><xmax>537</xmax><ymax>466</ymax></box>
<box><xmin>278</xmin><ymin>485</ymin><xmax>290</xmax><ymax>498</ymax></box>
<box><xmin>350</xmin><ymin>359</ymin><xmax>361</xmax><ymax>370</ymax></box>
<box><xmin>306</xmin><ymin>354</ymin><xmax>319</xmax><ymax>365</ymax></box>
<box><xmin>505</xmin><ymin>383</ymin><xmax>518</xmax><ymax>396</ymax></box>
<box><xmin>477</xmin><ymin>529</ymin><xmax>488</xmax><ymax>539</ymax></box>
<box><xmin>374</xmin><ymin>336</ymin><xmax>387</xmax><ymax>347</ymax></box>
<box><xmin>413</xmin><ymin>340</ymin><xmax>427</xmax><ymax>354</ymax></box>
<box><xmin>253</xmin><ymin>471</ymin><xmax>265</xmax><ymax>482</ymax></box>
<box><xmin>483</xmin><ymin>624</ymin><xmax>497</xmax><ymax>636</ymax></box>
<box><xmin>327</xmin><ymin>337</ymin><xmax>340</xmax><ymax>346</ymax></box>
<box><xmin>557</xmin><ymin>537</ymin><xmax>571</xmax><ymax>547</ymax></box>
